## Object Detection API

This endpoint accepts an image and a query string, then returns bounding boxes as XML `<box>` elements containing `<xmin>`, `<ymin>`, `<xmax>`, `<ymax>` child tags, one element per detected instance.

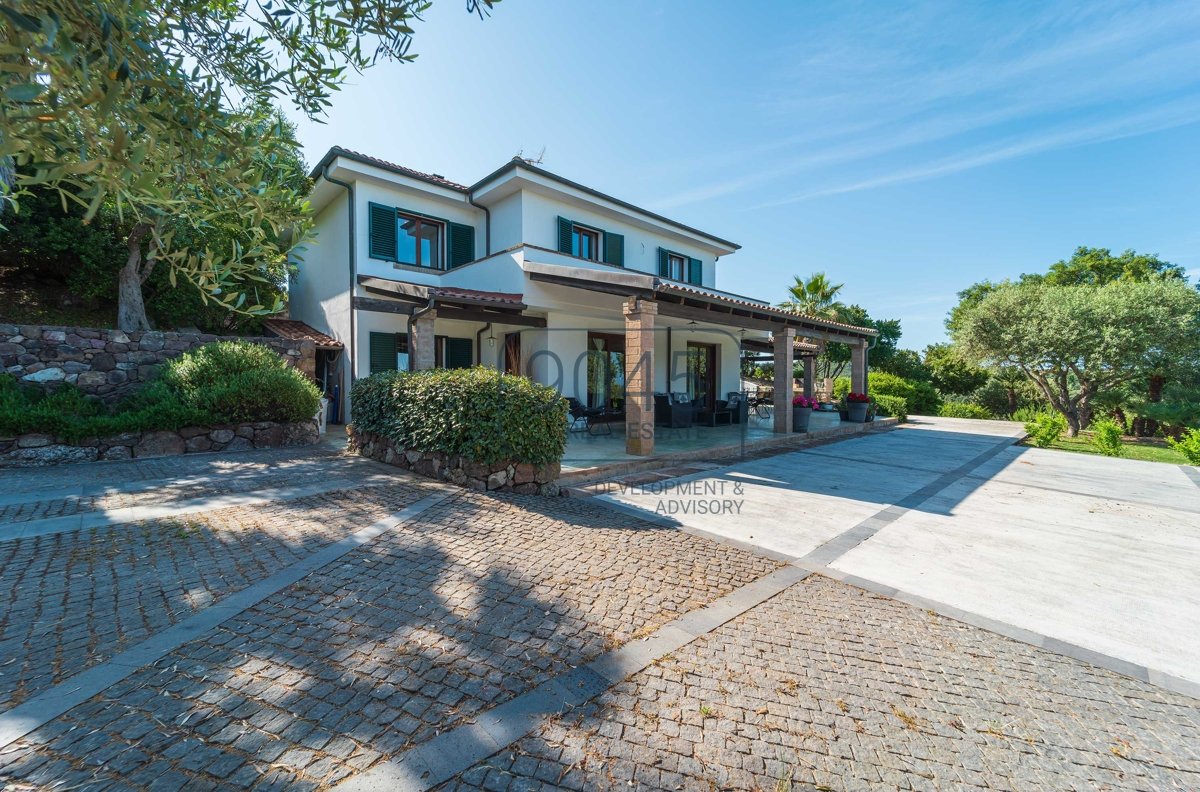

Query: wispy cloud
<box><xmin>651</xmin><ymin>0</ymin><xmax>1200</xmax><ymax>210</ymax></box>
<box><xmin>754</xmin><ymin>97</ymin><xmax>1200</xmax><ymax>208</ymax></box>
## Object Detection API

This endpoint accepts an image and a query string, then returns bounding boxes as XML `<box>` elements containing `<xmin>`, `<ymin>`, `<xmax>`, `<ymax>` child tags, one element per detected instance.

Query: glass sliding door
<box><xmin>686</xmin><ymin>342</ymin><xmax>717</xmax><ymax>411</ymax></box>
<box><xmin>586</xmin><ymin>332</ymin><xmax>625</xmax><ymax>411</ymax></box>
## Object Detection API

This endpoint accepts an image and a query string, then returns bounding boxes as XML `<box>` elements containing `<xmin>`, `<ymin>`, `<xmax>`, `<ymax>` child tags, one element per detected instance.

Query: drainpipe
<box><xmin>409</xmin><ymin>298</ymin><xmax>437</xmax><ymax>371</ymax></box>
<box><xmin>322</xmin><ymin>164</ymin><xmax>355</xmax><ymax>416</ymax></box>
<box><xmin>476</xmin><ymin>322</ymin><xmax>493</xmax><ymax>367</ymax></box>
<box><xmin>467</xmin><ymin>189</ymin><xmax>491</xmax><ymax>256</ymax></box>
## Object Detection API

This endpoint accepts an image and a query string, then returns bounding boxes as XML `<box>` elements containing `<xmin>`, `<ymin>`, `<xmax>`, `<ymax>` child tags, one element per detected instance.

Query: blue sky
<box><xmin>286</xmin><ymin>0</ymin><xmax>1200</xmax><ymax>351</ymax></box>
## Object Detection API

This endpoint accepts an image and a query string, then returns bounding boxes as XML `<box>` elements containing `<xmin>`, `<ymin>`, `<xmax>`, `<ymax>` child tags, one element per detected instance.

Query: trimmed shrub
<box><xmin>872</xmin><ymin>394</ymin><xmax>907</xmax><ymax>422</ymax></box>
<box><xmin>868</xmin><ymin>371</ymin><xmax>942</xmax><ymax>416</ymax></box>
<box><xmin>1089</xmin><ymin>418</ymin><xmax>1124</xmax><ymax>457</ymax></box>
<box><xmin>161</xmin><ymin>340</ymin><xmax>320</xmax><ymax>424</ymax></box>
<box><xmin>0</xmin><ymin>341</ymin><xmax>318</xmax><ymax>442</ymax></box>
<box><xmin>1026</xmin><ymin>412</ymin><xmax>1067</xmax><ymax>448</ymax></box>
<box><xmin>1167</xmin><ymin>428</ymin><xmax>1200</xmax><ymax>465</ymax></box>
<box><xmin>938</xmin><ymin>402</ymin><xmax>993</xmax><ymax>419</ymax></box>
<box><xmin>832</xmin><ymin>376</ymin><xmax>851</xmax><ymax>400</ymax></box>
<box><xmin>351</xmin><ymin>367</ymin><xmax>568</xmax><ymax>466</ymax></box>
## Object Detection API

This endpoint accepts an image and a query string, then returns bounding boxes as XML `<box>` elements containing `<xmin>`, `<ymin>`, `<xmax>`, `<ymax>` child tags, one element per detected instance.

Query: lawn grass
<box><xmin>1025</xmin><ymin>433</ymin><xmax>1189</xmax><ymax>464</ymax></box>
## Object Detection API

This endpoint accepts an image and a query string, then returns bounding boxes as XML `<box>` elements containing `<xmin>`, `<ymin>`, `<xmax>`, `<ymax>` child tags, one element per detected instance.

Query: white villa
<box><xmin>287</xmin><ymin>147</ymin><xmax>877</xmax><ymax>455</ymax></box>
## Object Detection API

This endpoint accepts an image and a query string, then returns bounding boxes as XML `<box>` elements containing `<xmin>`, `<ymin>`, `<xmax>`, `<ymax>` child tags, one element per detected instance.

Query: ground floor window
<box><xmin>369</xmin><ymin>332</ymin><xmax>409</xmax><ymax>374</ymax></box>
<box><xmin>587</xmin><ymin>331</ymin><xmax>625</xmax><ymax>411</ymax></box>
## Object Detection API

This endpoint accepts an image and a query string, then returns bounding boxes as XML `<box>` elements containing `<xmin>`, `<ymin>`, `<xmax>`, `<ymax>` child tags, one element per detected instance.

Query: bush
<box><xmin>161</xmin><ymin>340</ymin><xmax>320</xmax><ymax>424</ymax></box>
<box><xmin>938</xmin><ymin>402</ymin><xmax>993</xmax><ymax>419</ymax></box>
<box><xmin>1167</xmin><ymin>428</ymin><xmax>1200</xmax><ymax>465</ymax></box>
<box><xmin>868</xmin><ymin>371</ymin><xmax>943</xmax><ymax>416</ymax></box>
<box><xmin>872</xmin><ymin>394</ymin><xmax>907</xmax><ymax>421</ymax></box>
<box><xmin>1089</xmin><ymin>418</ymin><xmax>1124</xmax><ymax>457</ymax></box>
<box><xmin>1012</xmin><ymin>405</ymin><xmax>1052</xmax><ymax>424</ymax></box>
<box><xmin>0</xmin><ymin>341</ymin><xmax>319</xmax><ymax>441</ymax></box>
<box><xmin>351</xmin><ymin>367</ymin><xmax>568</xmax><ymax>466</ymax></box>
<box><xmin>1025</xmin><ymin>412</ymin><xmax>1067</xmax><ymax>448</ymax></box>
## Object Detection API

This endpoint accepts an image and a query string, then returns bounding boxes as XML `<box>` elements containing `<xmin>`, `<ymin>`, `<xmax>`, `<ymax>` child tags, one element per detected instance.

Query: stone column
<box><xmin>851</xmin><ymin>340</ymin><xmax>868</xmax><ymax>394</ymax></box>
<box><xmin>802</xmin><ymin>356</ymin><xmax>815</xmax><ymax>399</ymax></box>
<box><xmin>411</xmin><ymin>309</ymin><xmax>437</xmax><ymax>371</ymax></box>
<box><xmin>772</xmin><ymin>328</ymin><xmax>795</xmax><ymax>433</ymax></box>
<box><xmin>623</xmin><ymin>298</ymin><xmax>657</xmax><ymax>456</ymax></box>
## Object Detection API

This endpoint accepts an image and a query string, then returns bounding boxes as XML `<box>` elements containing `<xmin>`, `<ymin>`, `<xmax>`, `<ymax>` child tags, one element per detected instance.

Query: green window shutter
<box><xmin>603</xmin><ymin>232</ymin><xmax>624</xmax><ymax>267</ymax></box>
<box><xmin>444</xmin><ymin>338</ymin><xmax>473</xmax><ymax>369</ymax></box>
<box><xmin>557</xmin><ymin>216</ymin><xmax>573</xmax><ymax>254</ymax></box>
<box><xmin>368</xmin><ymin>203</ymin><xmax>397</xmax><ymax>261</ymax></box>
<box><xmin>368</xmin><ymin>332</ymin><xmax>397</xmax><ymax>374</ymax></box>
<box><xmin>657</xmin><ymin>248</ymin><xmax>669</xmax><ymax>277</ymax></box>
<box><xmin>448</xmin><ymin>222</ymin><xmax>475</xmax><ymax>268</ymax></box>
<box><xmin>688</xmin><ymin>258</ymin><xmax>703</xmax><ymax>285</ymax></box>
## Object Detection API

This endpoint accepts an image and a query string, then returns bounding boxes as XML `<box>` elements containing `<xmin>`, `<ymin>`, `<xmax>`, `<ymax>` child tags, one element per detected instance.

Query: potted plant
<box><xmin>792</xmin><ymin>395</ymin><xmax>817</xmax><ymax>432</ymax></box>
<box><xmin>845</xmin><ymin>391</ymin><xmax>870</xmax><ymax>423</ymax></box>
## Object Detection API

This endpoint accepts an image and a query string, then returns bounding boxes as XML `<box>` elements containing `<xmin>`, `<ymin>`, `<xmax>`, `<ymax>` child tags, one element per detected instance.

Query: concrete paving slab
<box><xmin>833</xmin><ymin>467</ymin><xmax>1200</xmax><ymax>684</ymax></box>
<box><xmin>598</xmin><ymin>450</ymin><xmax>947</xmax><ymax>559</ymax></box>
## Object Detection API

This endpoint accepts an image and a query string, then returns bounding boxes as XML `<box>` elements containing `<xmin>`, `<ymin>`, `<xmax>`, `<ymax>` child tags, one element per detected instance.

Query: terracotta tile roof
<box><xmin>656</xmin><ymin>282</ymin><xmax>878</xmax><ymax>337</ymax></box>
<box><xmin>313</xmin><ymin>146</ymin><xmax>469</xmax><ymax>192</ymax></box>
<box><xmin>429</xmin><ymin>286</ymin><xmax>525</xmax><ymax>306</ymax></box>
<box><xmin>261</xmin><ymin>319</ymin><xmax>343</xmax><ymax>349</ymax></box>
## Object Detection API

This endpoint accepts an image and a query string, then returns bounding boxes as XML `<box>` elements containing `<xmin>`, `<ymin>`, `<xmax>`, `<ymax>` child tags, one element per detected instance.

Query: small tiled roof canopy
<box><xmin>261</xmin><ymin>319</ymin><xmax>343</xmax><ymax>350</ymax></box>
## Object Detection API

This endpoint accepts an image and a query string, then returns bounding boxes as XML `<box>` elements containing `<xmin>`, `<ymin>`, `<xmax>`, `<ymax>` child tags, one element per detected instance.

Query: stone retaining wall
<box><xmin>0</xmin><ymin>324</ymin><xmax>315</xmax><ymax>401</ymax></box>
<box><xmin>349</xmin><ymin>428</ymin><xmax>561</xmax><ymax>496</ymax></box>
<box><xmin>0</xmin><ymin>421</ymin><xmax>319</xmax><ymax>467</ymax></box>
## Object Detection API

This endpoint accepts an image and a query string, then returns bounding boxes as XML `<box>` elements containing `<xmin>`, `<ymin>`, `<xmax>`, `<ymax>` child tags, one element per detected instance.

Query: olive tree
<box><xmin>952</xmin><ymin>279</ymin><xmax>1200</xmax><ymax>436</ymax></box>
<box><xmin>1</xmin><ymin>0</ymin><xmax>492</xmax><ymax>330</ymax></box>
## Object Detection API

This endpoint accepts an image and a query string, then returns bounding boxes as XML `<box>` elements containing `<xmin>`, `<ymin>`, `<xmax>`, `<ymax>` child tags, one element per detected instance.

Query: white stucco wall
<box><xmin>519</xmin><ymin>190</ymin><xmax>718</xmax><ymax>287</ymax></box>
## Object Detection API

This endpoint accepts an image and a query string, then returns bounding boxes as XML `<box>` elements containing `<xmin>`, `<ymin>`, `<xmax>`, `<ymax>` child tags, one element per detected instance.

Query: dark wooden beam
<box><xmin>655</xmin><ymin>300</ymin><xmax>866</xmax><ymax>344</ymax></box>
<box><xmin>435</xmin><ymin>307</ymin><xmax>547</xmax><ymax>327</ymax></box>
<box><xmin>352</xmin><ymin>296</ymin><xmax>415</xmax><ymax>315</ymax></box>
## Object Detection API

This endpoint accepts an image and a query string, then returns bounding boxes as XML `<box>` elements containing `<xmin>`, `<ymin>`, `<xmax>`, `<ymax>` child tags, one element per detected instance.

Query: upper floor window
<box><xmin>398</xmin><ymin>213</ymin><xmax>443</xmax><ymax>269</ymax></box>
<box><xmin>368</xmin><ymin>202</ymin><xmax>474</xmax><ymax>269</ymax></box>
<box><xmin>557</xmin><ymin>216</ymin><xmax>623</xmax><ymax>266</ymax></box>
<box><xmin>667</xmin><ymin>253</ymin><xmax>687</xmax><ymax>281</ymax></box>
<box><xmin>658</xmin><ymin>247</ymin><xmax>703</xmax><ymax>285</ymax></box>
<box><xmin>571</xmin><ymin>225</ymin><xmax>601</xmax><ymax>261</ymax></box>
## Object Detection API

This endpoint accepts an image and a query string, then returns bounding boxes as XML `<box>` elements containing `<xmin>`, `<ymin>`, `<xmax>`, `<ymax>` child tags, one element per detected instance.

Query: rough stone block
<box><xmin>133</xmin><ymin>431</ymin><xmax>186</xmax><ymax>458</ymax></box>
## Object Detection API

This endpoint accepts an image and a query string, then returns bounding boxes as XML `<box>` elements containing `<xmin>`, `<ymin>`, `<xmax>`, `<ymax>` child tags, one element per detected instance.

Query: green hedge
<box><xmin>351</xmin><ymin>367</ymin><xmax>568</xmax><ymax>466</ymax></box>
<box><xmin>867</xmin><ymin>371</ymin><xmax>942</xmax><ymax>416</ymax></box>
<box><xmin>161</xmin><ymin>341</ymin><xmax>320</xmax><ymax>424</ymax></box>
<box><xmin>0</xmin><ymin>341</ymin><xmax>319</xmax><ymax>442</ymax></box>
<box><xmin>872</xmin><ymin>394</ymin><xmax>907</xmax><ymax>422</ymax></box>
<box><xmin>939</xmin><ymin>402</ymin><xmax>994</xmax><ymax>419</ymax></box>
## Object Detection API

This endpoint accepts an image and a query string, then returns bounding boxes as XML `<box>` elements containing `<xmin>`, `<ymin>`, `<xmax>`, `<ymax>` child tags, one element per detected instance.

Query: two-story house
<box><xmin>289</xmin><ymin>147</ymin><xmax>876</xmax><ymax>455</ymax></box>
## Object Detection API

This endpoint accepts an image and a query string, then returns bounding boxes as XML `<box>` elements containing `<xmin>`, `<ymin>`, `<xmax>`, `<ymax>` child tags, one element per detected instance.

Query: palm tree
<box><xmin>778</xmin><ymin>272</ymin><xmax>844</xmax><ymax>318</ymax></box>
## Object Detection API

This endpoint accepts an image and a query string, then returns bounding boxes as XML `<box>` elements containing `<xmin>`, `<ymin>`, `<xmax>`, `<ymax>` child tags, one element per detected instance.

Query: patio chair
<box><xmin>725</xmin><ymin>392</ymin><xmax>750</xmax><ymax>424</ymax></box>
<box><xmin>654</xmin><ymin>393</ymin><xmax>693</xmax><ymax>428</ymax></box>
<box><xmin>566</xmin><ymin>397</ymin><xmax>610</xmax><ymax>435</ymax></box>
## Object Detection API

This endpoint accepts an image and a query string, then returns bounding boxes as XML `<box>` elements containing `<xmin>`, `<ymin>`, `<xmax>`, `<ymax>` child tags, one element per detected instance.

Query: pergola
<box><xmin>523</xmin><ymin>262</ymin><xmax>879</xmax><ymax>455</ymax></box>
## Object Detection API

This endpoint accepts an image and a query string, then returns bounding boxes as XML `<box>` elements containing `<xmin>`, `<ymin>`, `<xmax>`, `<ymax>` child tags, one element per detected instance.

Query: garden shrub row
<box><xmin>939</xmin><ymin>402</ymin><xmax>993</xmax><ymax>419</ymax></box>
<box><xmin>350</xmin><ymin>367</ymin><xmax>568</xmax><ymax>466</ymax></box>
<box><xmin>871</xmin><ymin>393</ymin><xmax>907</xmax><ymax>422</ymax></box>
<box><xmin>0</xmin><ymin>341</ymin><xmax>320</xmax><ymax>442</ymax></box>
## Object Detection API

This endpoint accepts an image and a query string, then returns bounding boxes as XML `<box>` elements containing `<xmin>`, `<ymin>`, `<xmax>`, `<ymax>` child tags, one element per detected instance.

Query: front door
<box><xmin>687</xmin><ymin>342</ymin><xmax>717</xmax><ymax>411</ymax></box>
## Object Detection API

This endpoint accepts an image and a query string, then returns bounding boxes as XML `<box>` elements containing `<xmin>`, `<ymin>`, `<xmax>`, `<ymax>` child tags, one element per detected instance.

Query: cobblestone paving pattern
<box><xmin>0</xmin><ymin>482</ymin><xmax>429</xmax><ymax>710</ymax></box>
<box><xmin>0</xmin><ymin>490</ymin><xmax>780</xmax><ymax>790</ymax></box>
<box><xmin>441</xmin><ymin>576</ymin><xmax>1200</xmax><ymax>792</ymax></box>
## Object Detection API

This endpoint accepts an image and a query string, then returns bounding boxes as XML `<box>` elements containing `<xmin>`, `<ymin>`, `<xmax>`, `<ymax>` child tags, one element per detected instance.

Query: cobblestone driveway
<box><xmin>1</xmin><ymin>442</ymin><xmax>1197</xmax><ymax>791</ymax></box>
<box><xmin>442</xmin><ymin>577</ymin><xmax>1200</xmax><ymax>791</ymax></box>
